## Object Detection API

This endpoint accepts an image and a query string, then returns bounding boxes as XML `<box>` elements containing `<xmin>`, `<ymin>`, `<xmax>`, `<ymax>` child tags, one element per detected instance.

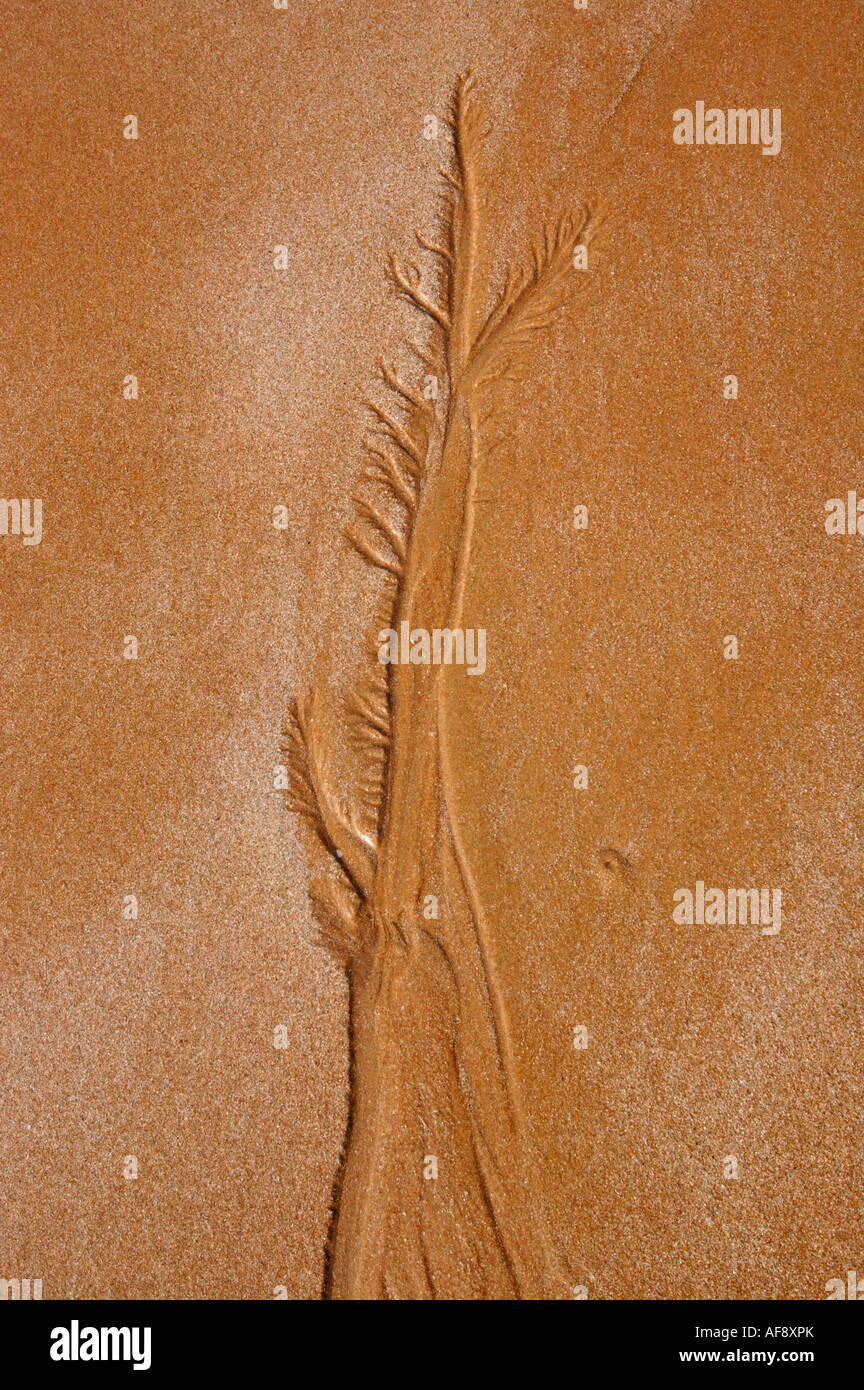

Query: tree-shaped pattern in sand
<box><xmin>285</xmin><ymin>72</ymin><xmax>598</xmax><ymax>1299</ymax></box>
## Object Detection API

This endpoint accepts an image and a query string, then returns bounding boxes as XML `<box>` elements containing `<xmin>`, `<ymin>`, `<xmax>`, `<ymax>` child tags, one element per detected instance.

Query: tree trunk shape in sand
<box><xmin>285</xmin><ymin>72</ymin><xmax>600</xmax><ymax>1299</ymax></box>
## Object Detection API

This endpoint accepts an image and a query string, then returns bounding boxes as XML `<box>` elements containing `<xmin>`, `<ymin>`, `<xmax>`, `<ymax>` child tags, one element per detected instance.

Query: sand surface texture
<box><xmin>1</xmin><ymin>0</ymin><xmax>861</xmax><ymax>1299</ymax></box>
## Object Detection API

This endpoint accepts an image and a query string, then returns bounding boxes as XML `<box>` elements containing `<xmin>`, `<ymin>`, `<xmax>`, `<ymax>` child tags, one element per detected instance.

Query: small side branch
<box><xmin>415</xmin><ymin>229</ymin><xmax>453</xmax><ymax>265</ymax></box>
<box><xmin>364</xmin><ymin>444</ymin><xmax>417</xmax><ymax>512</ymax></box>
<box><xmin>378</xmin><ymin>358</ymin><xmax>434</xmax><ymax>419</ymax></box>
<box><xmin>463</xmin><ymin>207</ymin><xmax>597</xmax><ymax>396</ymax></box>
<box><xmin>364</xmin><ymin>399</ymin><xmax>426</xmax><ymax>467</ymax></box>
<box><xmin>355</xmin><ymin>497</ymin><xmax>406</xmax><ymax>561</ymax></box>
<box><xmin>389</xmin><ymin>252</ymin><xmax>451</xmax><ymax>331</ymax></box>
<box><xmin>284</xmin><ymin>693</ymin><xmax>376</xmax><ymax>898</ymax></box>
<box><xmin>345</xmin><ymin>524</ymin><xmax>404</xmax><ymax>579</ymax></box>
<box><xmin>309</xmin><ymin>875</ymin><xmax>371</xmax><ymax>963</ymax></box>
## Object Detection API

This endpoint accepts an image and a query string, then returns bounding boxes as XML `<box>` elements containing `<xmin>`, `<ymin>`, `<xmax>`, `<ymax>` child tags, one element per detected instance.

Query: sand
<box><xmin>0</xmin><ymin>0</ymin><xmax>861</xmax><ymax>1299</ymax></box>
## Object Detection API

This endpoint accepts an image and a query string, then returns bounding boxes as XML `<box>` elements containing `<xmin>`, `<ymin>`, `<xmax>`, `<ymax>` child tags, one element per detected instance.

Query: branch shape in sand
<box><xmin>285</xmin><ymin>72</ymin><xmax>599</xmax><ymax>1299</ymax></box>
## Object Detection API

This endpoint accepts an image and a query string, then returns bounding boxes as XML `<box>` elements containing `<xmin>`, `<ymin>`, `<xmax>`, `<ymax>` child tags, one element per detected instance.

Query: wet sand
<box><xmin>0</xmin><ymin>0</ymin><xmax>861</xmax><ymax>1298</ymax></box>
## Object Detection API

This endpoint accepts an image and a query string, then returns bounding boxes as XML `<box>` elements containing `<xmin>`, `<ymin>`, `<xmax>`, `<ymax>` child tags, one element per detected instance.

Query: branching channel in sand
<box><xmin>284</xmin><ymin>71</ymin><xmax>601</xmax><ymax>1299</ymax></box>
